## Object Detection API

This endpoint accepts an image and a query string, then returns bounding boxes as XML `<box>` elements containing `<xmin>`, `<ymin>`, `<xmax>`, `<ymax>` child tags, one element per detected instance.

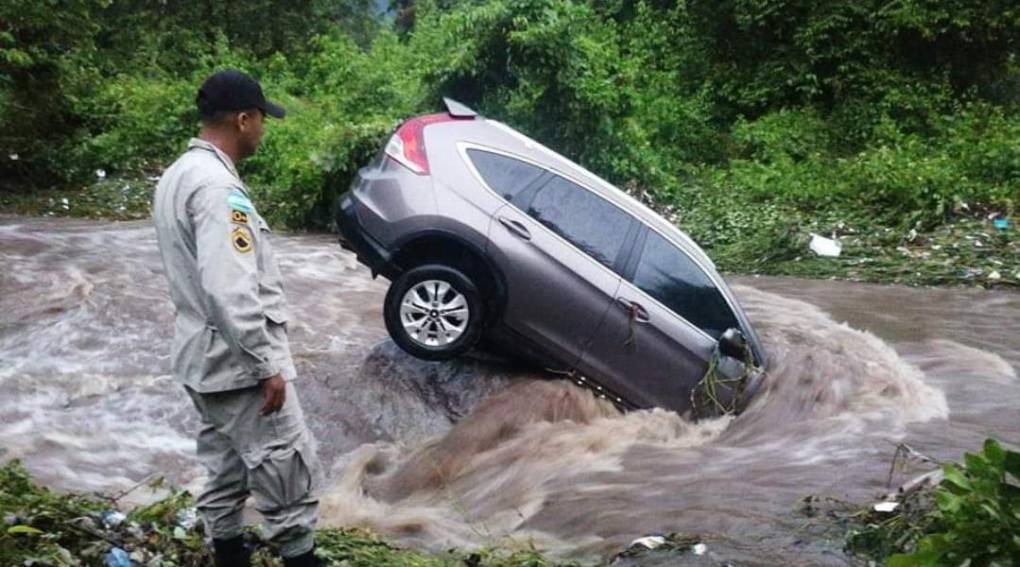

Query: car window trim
<box><xmin>460</xmin><ymin>142</ymin><xmax>632</xmax><ymax>218</ymax></box>
<box><xmin>464</xmin><ymin>147</ymin><xmax>548</xmax><ymax>204</ymax></box>
<box><xmin>460</xmin><ymin>144</ymin><xmax>723</xmax><ymax>287</ymax></box>
<box><xmin>525</xmin><ymin>171</ymin><xmax>637</xmax><ymax>275</ymax></box>
<box><xmin>513</xmin><ymin>170</ymin><xmax>550</xmax><ymax>211</ymax></box>
<box><xmin>458</xmin><ymin>143</ymin><xmax>554</xmax><ymax>204</ymax></box>
<box><xmin>634</xmin><ymin>220</ymin><xmax>767</xmax><ymax>366</ymax></box>
<box><xmin>634</xmin><ymin>220</ymin><xmax>767</xmax><ymax>365</ymax></box>
<box><xmin>613</xmin><ymin>221</ymin><xmax>642</xmax><ymax>276</ymax></box>
<box><xmin>628</xmin><ymin>227</ymin><xmax>748</xmax><ymax>343</ymax></box>
<box><xmin>460</xmin><ymin>142</ymin><xmax>634</xmax><ymax>278</ymax></box>
<box><xmin>619</xmin><ymin>224</ymin><xmax>647</xmax><ymax>281</ymax></box>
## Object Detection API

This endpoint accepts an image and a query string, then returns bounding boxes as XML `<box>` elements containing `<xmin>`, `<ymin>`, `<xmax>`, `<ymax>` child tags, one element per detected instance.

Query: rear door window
<box><xmin>467</xmin><ymin>149</ymin><xmax>544</xmax><ymax>203</ymax></box>
<box><xmin>526</xmin><ymin>175</ymin><xmax>632</xmax><ymax>269</ymax></box>
<box><xmin>632</xmin><ymin>230</ymin><xmax>738</xmax><ymax>339</ymax></box>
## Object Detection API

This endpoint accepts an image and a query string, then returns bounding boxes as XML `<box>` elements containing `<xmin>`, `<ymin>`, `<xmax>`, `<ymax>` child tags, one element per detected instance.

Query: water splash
<box><xmin>318</xmin><ymin>285</ymin><xmax>948</xmax><ymax>557</ymax></box>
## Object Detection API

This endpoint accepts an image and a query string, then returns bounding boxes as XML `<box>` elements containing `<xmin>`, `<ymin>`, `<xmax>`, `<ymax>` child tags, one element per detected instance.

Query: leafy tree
<box><xmin>0</xmin><ymin>0</ymin><xmax>105</xmax><ymax>189</ymax></box>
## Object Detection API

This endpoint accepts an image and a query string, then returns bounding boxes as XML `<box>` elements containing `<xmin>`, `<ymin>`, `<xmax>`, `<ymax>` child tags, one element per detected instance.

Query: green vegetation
<box><xmin>844</xmin><ymin>439</ymin><xmax>1020</xmax><ymax>566</ymax></box>
<box><xmin>2</xmin><ymin>0</ymin><xmax>1018</xmax><ymax>286</ymax></box>
<box><xmin>0</xmin><ymin>459</ymin><xmax>582</xmax><ymax>566</ymax></box>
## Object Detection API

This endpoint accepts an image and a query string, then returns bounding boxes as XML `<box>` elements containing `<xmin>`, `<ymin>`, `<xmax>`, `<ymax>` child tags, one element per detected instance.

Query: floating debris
<box><xmin>629</xmin><ymin>535</ymin><xmax>666</xmax><ymax>550</ymax></box>
<box><xmin>613</xmin><ymin>533</ymin><xmax>704</xmax><ymax>562</ymax></box>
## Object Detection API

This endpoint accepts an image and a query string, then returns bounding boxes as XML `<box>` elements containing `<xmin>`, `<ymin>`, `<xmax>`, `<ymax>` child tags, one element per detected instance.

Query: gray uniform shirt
<box><xmin>153</xmin><ymin>138</ymin><xmax>295</xmax><ymax>393</ymax></box>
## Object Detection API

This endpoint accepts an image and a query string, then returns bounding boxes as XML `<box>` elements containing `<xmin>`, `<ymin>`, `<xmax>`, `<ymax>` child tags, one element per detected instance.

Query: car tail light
<box><xmin>384</xmin><ymin>112</ymin><xmax>473</xmax><ymax>175</ymax></box>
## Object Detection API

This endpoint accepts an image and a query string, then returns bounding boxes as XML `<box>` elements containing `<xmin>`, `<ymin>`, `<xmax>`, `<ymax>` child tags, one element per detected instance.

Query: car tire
<box><xmin>384</xmin><ymin>264</ymin><xmax>485</xmax><ymax>361</ymax></box>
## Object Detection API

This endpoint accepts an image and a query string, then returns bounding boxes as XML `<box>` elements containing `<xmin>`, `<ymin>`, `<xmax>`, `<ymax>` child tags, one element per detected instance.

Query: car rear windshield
<box><xmin>467</xmin><ymin>149</ymin><xmax>544</xmax><ymax>203</ymax></box>
<box><xmin>632</xmin><ymin>231</ymin><xmax>739</xmax><ymax>339</ymax></box>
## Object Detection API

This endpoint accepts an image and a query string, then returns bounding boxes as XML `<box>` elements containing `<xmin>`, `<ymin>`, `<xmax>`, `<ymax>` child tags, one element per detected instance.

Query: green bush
<box><xmin>242</xmin><ymin>31</ymin><xmax>424</xmax><ymax>228</ymax></box>
<box><xmin>708</xmin><ymin>104</ymin><xmax>1020</xmax><ymax>230</ymax></box>
<box><xmin>0</xmin><ymin>459</ymin><xmax>577</xmax><ymax>566</ymax></box>
<box><xmin>888</xmin><ymin>439</ymin><xmax>1020</xmax><ymax>566</ymax></box>
<box><xmin>77</xmin><ymin>73</ymin><xmax>199</xmax><ymax>175</ymax></box>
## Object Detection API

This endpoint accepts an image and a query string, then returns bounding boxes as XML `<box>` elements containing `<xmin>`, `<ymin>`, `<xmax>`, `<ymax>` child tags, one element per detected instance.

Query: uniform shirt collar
<box><xmin>188</xmin><ymin>138</ymin><xmax>242</xmax><ymax>185</ymax></box>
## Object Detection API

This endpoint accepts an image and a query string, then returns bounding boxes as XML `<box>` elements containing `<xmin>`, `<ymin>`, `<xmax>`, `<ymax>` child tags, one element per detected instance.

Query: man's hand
<box><xmin>260</xmin><ymin>374</ymin><xmax>286</xmax><ymax>415</ymax></box>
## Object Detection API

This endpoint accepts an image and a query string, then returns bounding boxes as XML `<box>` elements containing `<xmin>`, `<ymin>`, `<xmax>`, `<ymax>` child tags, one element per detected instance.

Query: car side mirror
<box><xmin>718</xmin><ymin>328</ymin><xmax>747</xmax><ymax>360</ymax></box>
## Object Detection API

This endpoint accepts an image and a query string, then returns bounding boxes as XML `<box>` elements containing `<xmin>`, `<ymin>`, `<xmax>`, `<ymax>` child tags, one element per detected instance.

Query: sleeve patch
<box><xmin>228</xmin><ymin>190</ymin><xmax>254</xmax><ymax>213</ymax></box>
<box><xmin>231</xmin><ymin>226</ymin><xmax>254</xmax><ymax>253</ymax></box>
<box><xmin>230</xmin><ymin>209</ymin><xmax>250</xmax><ymax>225</ymax></box>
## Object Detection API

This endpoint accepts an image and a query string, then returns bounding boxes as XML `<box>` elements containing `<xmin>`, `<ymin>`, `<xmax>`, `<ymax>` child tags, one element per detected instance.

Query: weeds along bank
<box><xmin>0</xmin><ymin>460</ymin><xmax>577</xmax><ymax>566</ymax></box>
<box><xmin>2</xmin><ymin>0</ymin><xmax>1018</xmax><ymax>283</ymax></box>
<box><xmin>4</xmin><ymin>439</ymin><xmax>1017</xmax><ymax>566</ymax></box>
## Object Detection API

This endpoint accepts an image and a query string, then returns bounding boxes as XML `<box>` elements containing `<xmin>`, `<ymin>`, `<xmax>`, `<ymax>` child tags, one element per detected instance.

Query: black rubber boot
<box><xmin>212</xmin><ymin>536</ymin><xmax>252</xmax><ymax>567</ymax></box>
<box><xmin>283</xmin><ymin>547</ymin><xmax>322</xmax><ymax>567</ymax></box>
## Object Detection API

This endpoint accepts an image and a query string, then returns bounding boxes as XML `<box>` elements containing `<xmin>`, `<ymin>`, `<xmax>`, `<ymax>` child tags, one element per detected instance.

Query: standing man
<box><xmin>152</xmin><ymin>69</ymin><xmax>323</xmax><ymax>567</ymax></box>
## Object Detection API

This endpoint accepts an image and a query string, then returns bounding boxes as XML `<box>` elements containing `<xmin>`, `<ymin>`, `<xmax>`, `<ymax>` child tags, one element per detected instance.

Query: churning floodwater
<box><xmin>1</xmin><ymin>216</ymin><xmax>1018</xmax><ymax>565</ymax></box>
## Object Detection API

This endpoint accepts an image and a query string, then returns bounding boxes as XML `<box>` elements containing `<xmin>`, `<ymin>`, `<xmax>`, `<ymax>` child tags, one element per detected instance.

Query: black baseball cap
<box><xmin>196</xmin><ymin>69</ymin><xmax>286</xmax><ymax>119</ymax></box>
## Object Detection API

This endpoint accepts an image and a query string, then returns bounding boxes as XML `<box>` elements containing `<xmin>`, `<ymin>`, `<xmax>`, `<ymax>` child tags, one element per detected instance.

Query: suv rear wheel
<box><xmin>383</xmin><ymin>264</ymin><xmax>485</xmax><ymax>360</ymax></box>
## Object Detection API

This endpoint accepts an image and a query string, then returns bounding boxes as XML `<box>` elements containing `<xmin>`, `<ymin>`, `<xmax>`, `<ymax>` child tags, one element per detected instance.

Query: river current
<box><xmin>1</xmin><ymin>216</ymin><xmax>1017</xmax><ymax>565</ymax></box>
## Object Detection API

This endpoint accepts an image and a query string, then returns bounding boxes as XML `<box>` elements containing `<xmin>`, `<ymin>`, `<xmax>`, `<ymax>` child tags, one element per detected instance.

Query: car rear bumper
<box><xmin>335</xmin><ymin>192</ymin><xmax>394</xmax><ymax>278</ymax></box>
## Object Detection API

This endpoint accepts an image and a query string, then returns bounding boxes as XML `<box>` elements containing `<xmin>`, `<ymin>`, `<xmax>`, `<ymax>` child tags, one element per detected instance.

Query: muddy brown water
<box><xmin>1</xmin><ymin>216</ymin><xmax>1017</xmax><ymax>565</ymax></box>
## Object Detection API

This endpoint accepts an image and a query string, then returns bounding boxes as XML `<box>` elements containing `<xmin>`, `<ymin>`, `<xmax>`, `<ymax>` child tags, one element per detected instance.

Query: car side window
<box><xmin>467</xmin><ymin>149</ymin><xmax>544</xmax><ymax>203</ymax></box>
<box><xmin>527</xmin><ymin>175</ymin><xmax>632</xmax><ymax>269</ymax></box>
<box><xmin>632</xmin><ymin>231</ymin><xmax>739</xmax><ymax>339</ymax></box>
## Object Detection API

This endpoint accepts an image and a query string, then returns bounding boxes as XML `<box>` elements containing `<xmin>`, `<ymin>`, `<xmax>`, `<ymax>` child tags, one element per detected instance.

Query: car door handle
<box><xmin>497</xmin><ymin>216</ymin><xmax>532</xmax><ymax>241</ymax></box>
<box><xmin>615</xmin><ymin>298</ymin><xmax>650</xmax><ymax>323</ymax></box>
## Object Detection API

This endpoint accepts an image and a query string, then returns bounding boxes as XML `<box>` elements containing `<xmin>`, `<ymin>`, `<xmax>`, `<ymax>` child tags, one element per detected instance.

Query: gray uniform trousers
<box><xmin>186</xmin><ymin>382</ymin><xmax>323</xmax><ymax>558</ymax></box>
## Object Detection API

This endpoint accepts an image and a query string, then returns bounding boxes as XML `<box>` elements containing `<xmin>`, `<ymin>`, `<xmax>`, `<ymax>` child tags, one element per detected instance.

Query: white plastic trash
<box><xmin>873</xmin><ymin>501</ymin><xmax>899</xmax><ymax>513</ymax></box>
<box><xmin>101</xmin><ymin>510</ymin><xmax>126</xmax><ymax>527</ymax></box>
<box><xmin>176</xmin><ymin>507</ymin><xmax>199</xmax><ymax>530</ymax></box>
<box><xmin>693</xmin><ymin>543</ymin><xmax>707</xmax><ymax>555</ymax></box>
<box><xmin>809</xmin><ymin>233</ymin><xmax>842</xmax><ymax>257</ymax></box>
<box><xmin>629</xmin><ymin>536</ymin><xmax>666</xmax><ymax>550</ymax></box>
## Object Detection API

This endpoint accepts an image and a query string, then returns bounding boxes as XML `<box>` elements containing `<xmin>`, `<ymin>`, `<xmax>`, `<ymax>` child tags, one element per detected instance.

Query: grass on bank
<box><xmin>0</xmin><ymin>459</ymin><xmax>584</xmax><ymax>567</ymax></box>
<box><xmin>5</xmin><ymin>437</ymin><xmax>1017</xmax><ymax>566</ymax></box>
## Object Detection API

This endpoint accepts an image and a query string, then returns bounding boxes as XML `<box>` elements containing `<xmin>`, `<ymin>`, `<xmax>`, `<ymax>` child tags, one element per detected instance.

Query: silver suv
<box><xmin>336</xmin><ymin>99</ymin><xmax>767</xmax><ymax>415</ymax></box>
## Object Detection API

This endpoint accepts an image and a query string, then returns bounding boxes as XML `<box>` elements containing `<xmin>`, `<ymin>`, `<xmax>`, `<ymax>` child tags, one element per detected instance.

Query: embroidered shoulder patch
<box><xmin>231</xmin><ymin>226</ymin><xmax>253</xmax><ymax>253</ymax></box>
<box><xmin>230</xmin><ymin>209</ymin><xmax>250</xmax><ymax>225</ymax></box>
<box><xmin>227</xmin><ymin>189</ymin><xmax>254</xmax><ymax>213</ymax></box>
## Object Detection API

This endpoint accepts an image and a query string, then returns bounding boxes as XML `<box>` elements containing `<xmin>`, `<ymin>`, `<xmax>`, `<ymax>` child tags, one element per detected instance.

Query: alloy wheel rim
<box><xmin>399</xmin><ymin>279</ymin><xmax>470</xmax><ymax>347</ymax></box>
